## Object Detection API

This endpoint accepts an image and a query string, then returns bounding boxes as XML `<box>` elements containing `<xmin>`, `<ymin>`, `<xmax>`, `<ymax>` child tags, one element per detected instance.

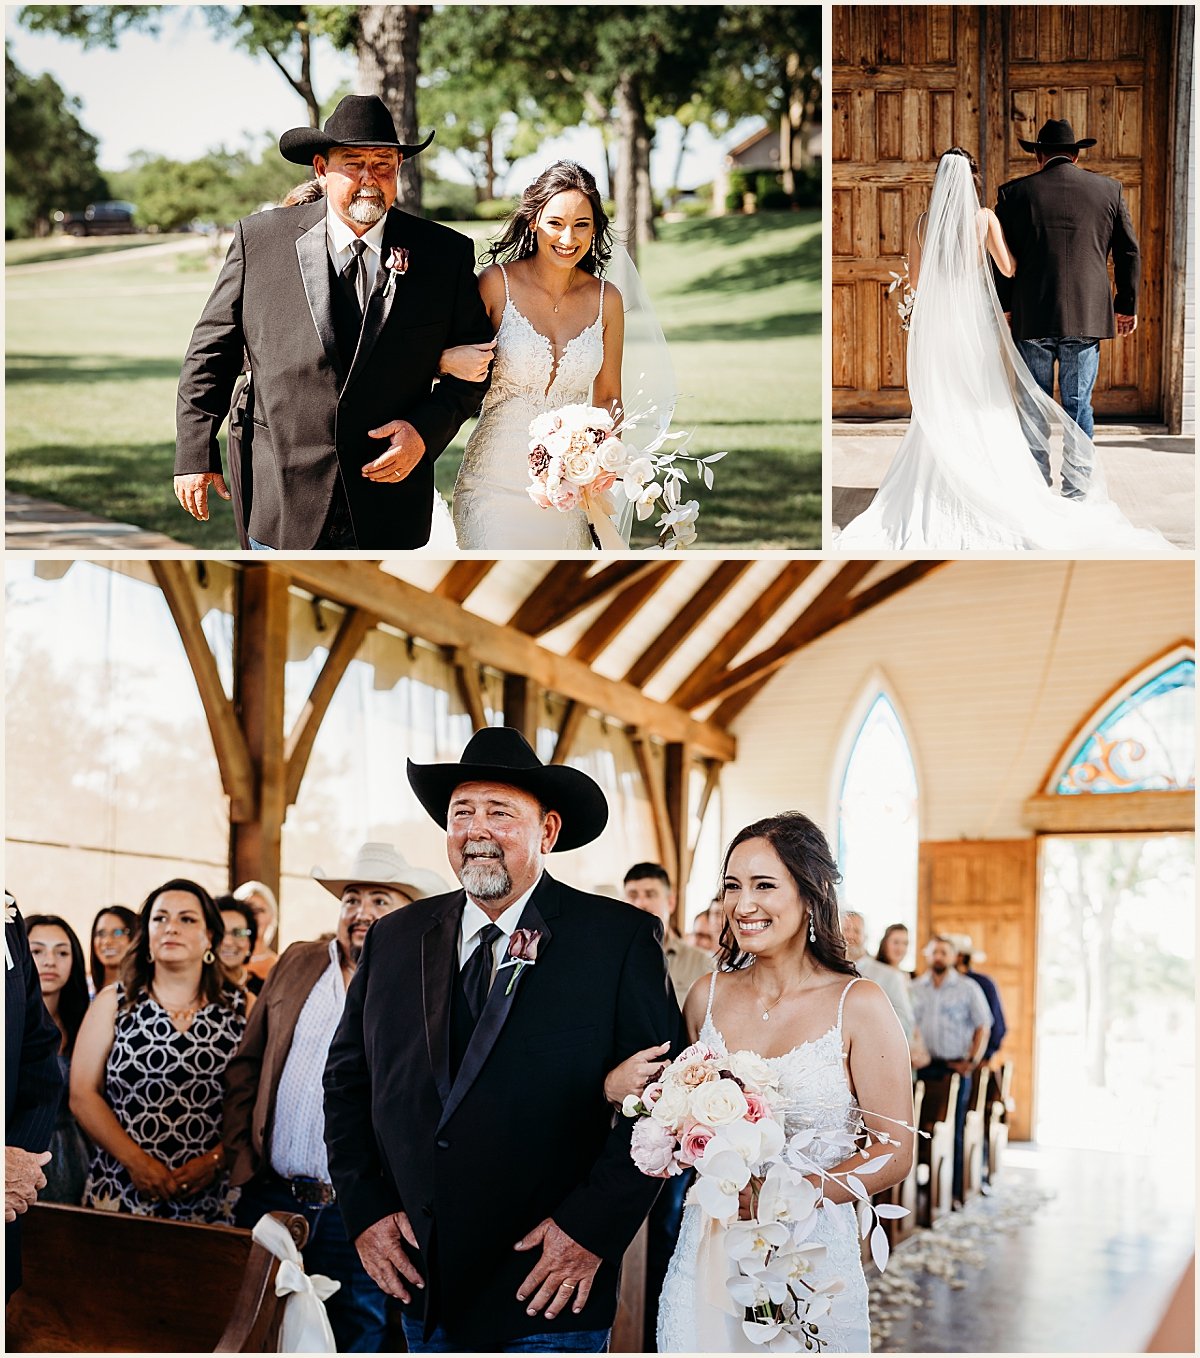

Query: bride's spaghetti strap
<box><xmin>835</xmin><ymin>975</ymin><xmax>861</xmax><ymax>1031</ymax></box>
<box><xmin>703</xmin><ymin>968</ymin><xmax>719</xmax><ymax>1026</ymax></box>
<box><xmin>497</xmin><ymin>261</ymin><xmax>511</xmax><ymax>304</ymax></box>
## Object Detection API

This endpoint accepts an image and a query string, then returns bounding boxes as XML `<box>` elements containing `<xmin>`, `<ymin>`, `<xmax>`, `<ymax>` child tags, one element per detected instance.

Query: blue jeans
<box><xmin>918</xmin><ymin>1060</ymin><xmax>974</xmax><ymax>1203</ymax></box>
<box><xmin>1015</xmin><ymin>336</ymin><xmax>1101</xmax><ymax>496</ymax></box>
<box><xmin>235</xmin><ymin>1176</ymin><xmax>389</xmax><ymax>1352</ymax></box>
<box><xmin>249</xmin><ymin>538</ymin><xmax>272</xmax><ymax>550</ymax></box>
<box><xmin>401</xmin><ymin>1314</ymin><xmax>610</xmax><ymax>1352</ymax></box>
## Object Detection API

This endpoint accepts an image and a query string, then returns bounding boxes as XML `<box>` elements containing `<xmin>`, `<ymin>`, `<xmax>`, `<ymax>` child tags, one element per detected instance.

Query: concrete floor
<box><xmin>867</xmin><ymin>1143</ymin><xmax>1195</xmax><ymax>1352</ymax></box>
<box><xmin>832</xmin><ymin>423</ymin><xmax>1195</xmax><ymax>549</ymax></box>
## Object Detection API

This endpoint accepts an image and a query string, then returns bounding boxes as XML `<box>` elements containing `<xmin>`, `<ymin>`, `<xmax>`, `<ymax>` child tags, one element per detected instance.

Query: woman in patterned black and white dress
<box><xmin>71</xmin><ymin>879</ymin><xmax>250</xmax><ymax>1224</ymax></box>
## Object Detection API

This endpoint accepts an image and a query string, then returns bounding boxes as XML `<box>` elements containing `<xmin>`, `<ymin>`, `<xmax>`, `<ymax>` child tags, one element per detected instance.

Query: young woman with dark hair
<box><xmin>88</xmin><ymin>905</ymin><xmax>138</xmax><ymax>996</ymax></box>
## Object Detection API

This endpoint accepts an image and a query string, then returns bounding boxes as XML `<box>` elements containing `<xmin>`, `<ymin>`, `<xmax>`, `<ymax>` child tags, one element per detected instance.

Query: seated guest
<box><xmin>25</xmin><ymin>916</ymin><xmax>92</xmax><ymax>1205</ymax></box>
<box><xmin>910</xmin><ymin>935</ymin><xmax>992</xmax><ymax>1206</ymax></box>
<box><xmin>71</xmin><ymin>879</ymin><xmax>249</xmax><ymax>1223</ymax></box>
<box><xmin>224</xmin><ymin>843</ymin><xmax>447</xmax><ymax>1353</ymax></box>
<box><xmin>88</xmin><ymin>906</ymin><xmax>137</xmax><ymax>996</ymax></box>
<box><xmin>840</xmin><ymin>909</ymin><xmax>916</xmax><ymax>1042</ymax></box>
<box><xmin>216</xmin><ymin>896</ymin><xmax>263</xmax><ymax>996</ymax></box>
<box><xmin>233</xmin><ymin>880</ymin><xmax>280</xmax><ymax>983</ymax></box>
<box><xmin>952</xmin><ymin>934</ymin><xmax>1007</xmax><ymax>1066</ymax></box>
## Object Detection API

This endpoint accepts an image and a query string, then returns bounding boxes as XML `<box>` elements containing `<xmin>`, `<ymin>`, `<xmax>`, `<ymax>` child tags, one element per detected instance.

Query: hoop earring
<box><xmin>808</xmin><ymin>915</ymin><xmax>816</xmax><ymax>945</ymax></box>
<box><xmin>203</xmin><ymin>948</ymin><xmax>215</xmax><ymax>965</ymax></box>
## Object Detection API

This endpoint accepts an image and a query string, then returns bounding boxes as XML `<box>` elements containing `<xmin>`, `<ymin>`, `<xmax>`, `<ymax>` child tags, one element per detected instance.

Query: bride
<box><xmin>613</xmin><ymin>813</ymin><xmax>914</xmax><ymax>1352</ymax></box>
<box><xmin>836</xmin><ymin>148</ymin><xmax>1173</xmax><ymax>551</ymax></box>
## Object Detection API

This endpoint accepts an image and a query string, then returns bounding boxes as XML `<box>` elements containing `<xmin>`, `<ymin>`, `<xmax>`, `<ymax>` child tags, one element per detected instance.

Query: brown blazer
<box><xmin>223</xmin><ymin>939</ymin><xmax>337</xmax><ymax>1188</ymax></box>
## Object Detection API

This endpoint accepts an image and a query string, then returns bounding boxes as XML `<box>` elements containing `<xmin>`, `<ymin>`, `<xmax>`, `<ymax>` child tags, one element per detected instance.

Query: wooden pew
<box><xmin>7</xmin><ymin>1204</ymin><xmax>308</xmax><ymax>1352</ymax></box>
<box><xmin>611</xmin><ymin>1218</ymin><xmax>648</xmax><ymax>1351</ymax></box>
<box><xmin>960</xmin><ymin>1069</ymin><xmax>990</xmax><ymax>1204</ymax></box>
<box><xmin>987</xmin><ymin>1061</ymin><xmax>1015</xmax><ymax>1182</ymax></box>
<box><xmin>916</xmin><ymin>1072</ymin><xmax>958</xmax><ymax>1228</ymax></box>
<box><xmin>877</xmin><ymin>1078</ymin><xmax>924</xmax><ymax>1250</ymax></box>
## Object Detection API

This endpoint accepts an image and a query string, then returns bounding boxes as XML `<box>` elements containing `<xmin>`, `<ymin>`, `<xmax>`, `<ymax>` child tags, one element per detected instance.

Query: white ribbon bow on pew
<box><xmin>252</xmin><ymin>1213</ymin><xmax>341</xmax><ymax>1352</ymax></box>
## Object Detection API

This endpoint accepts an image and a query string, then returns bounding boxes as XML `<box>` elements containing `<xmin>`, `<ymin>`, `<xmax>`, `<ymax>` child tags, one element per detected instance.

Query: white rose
<box><xmin>598</xmin><ymin>436</ymin><xmax>630</xmax><ymax>472</ymax></box>
<box><xmin>727</xmin><ymin>1049</ymin><xmax>781</xmax><ymax>1094</ymax></box>
<box><xmin>561</xmin><ymin>447</ymin><xmax>601</xmax><ymax>485</ymax></box>
<box><xmin>688</xmin><ymin>1077</ymin><xmax>749</xmax><ymax>1128</ymax></box>
<box><xmin>649</xmin><ymin>1079</ymin><xmax>691</xmax><ymax>1129</ymax></box>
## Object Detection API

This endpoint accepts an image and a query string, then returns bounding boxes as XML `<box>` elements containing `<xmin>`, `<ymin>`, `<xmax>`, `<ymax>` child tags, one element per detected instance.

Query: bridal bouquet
<box><xmin>526</xmin><ymin>404</ymin><xmax>724</xmax><ymax>551</ymax></box>
<box><xmin>624</xmin><ymin>1043</ymin><xmax>913</xmax><ymax>1351</ymax></box>
<box><xmin>886</xmin><ymin>259</ymin><xmax>916</xmax><ymax>331</ymax></box>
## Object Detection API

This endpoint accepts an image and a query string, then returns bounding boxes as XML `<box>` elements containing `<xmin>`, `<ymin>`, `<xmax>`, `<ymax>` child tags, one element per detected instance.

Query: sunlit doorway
<box><xmin>1035</xmin><ymin>834</ymin><xmax>1195</xmax><ymax>1153</ymax></box>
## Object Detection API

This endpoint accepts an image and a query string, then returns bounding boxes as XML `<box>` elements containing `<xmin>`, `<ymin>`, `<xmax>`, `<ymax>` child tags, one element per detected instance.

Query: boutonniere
<box><xmin>4</xmin><ymin>893</ymin><xmax>16</xmax><ymax>971</ymax></box>
<box><xmin>383</xmin><ymin>246</ymin><xmax>410</xmax><ymax>298</ymax></box>
<box><xmin>498</xmin><ymin>928</ymin><xmax>541</xmax><ymax>994</ymax></box>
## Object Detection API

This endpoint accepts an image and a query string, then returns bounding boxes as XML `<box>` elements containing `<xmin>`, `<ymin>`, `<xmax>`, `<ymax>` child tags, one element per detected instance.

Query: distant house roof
<box><xmin>725</xmin><ymin>119</ymin><xmax>823</xmax><ymax>171</ymax></box>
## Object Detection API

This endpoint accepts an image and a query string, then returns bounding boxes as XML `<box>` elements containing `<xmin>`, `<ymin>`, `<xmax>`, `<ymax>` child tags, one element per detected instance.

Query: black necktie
<box><xmin>341</xmin><ymin>239</ymin><xmax>368</xmax><ymax>316</ymax></box>
<box><xmin>461</xmin><ymin>923</ymin><xmax>502</xmax><ymax>1026</ymax></box>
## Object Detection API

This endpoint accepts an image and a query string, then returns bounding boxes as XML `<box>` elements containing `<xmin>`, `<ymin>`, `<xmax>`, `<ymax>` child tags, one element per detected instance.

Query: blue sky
<box><xmin>5</xmin><ymin>8</ymin><xmax>761</xmax><ymax>194</ymax></box>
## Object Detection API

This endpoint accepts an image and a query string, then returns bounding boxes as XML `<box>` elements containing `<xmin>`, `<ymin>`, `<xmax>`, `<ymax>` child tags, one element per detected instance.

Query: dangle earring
<box><xmin>203</xmin><ymin>948</ymin><xmax>215</xmax><ymax>965</ymax></box>
<box><xmin>808</xmin><ymin>914</ymin><xmax>816</xmax><ymax>945</ymax></box>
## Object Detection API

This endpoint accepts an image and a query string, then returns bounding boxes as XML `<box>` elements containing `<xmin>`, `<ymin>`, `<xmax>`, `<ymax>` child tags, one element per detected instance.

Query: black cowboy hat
<box><xmin>406</xmin><ymin>727</ymin><xmax>609</xmax><ymax>852</ymax></box>
<box><xmin>279</xmin><ymin>94</ymin><xmax>435</xmax><ymax>165</ymax></box>
<box><xmin>1018</xmin><ymin>117</ymin><xmax>1096</xmax><ymax>154</ymax></box>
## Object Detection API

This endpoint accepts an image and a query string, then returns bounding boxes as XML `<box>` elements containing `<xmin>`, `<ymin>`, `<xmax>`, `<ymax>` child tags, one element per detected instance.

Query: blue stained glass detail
<box><xmin>1056</xmin><ymin>659</ymin><xmax>1195</xmax><ymax>795</ymax></box>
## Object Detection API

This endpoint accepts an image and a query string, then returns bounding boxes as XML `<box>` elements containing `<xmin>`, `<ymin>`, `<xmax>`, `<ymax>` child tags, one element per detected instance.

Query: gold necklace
<box><xmin>751</xmin><ymin>961</ymin><xmax>813</xmax><ymax>1022</ymax></box>
<box><xmin>151</xmin><ymin>985</ymin><xmax>201</xmax><ymax>1022</ymax></box>
<box><xmin>541</xmin><ymin>267</ymin><xmax>577</xmax><ymax>314</ymax></box>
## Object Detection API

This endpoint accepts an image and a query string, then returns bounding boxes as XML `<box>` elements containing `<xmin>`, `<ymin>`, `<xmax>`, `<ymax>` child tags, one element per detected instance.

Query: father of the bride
<box><xmin>323</xmin><ymin>727</ymin><xmax>679</xmax><ymax>1351</ymax></box>
<box><xmin>174</xmin><ymin>95</ymin><xmax>492</xmax><ymax>549</ymax></box>
<box><xmin>994</xmin><ymin>117</ymin><xmax>1140</xmax><ymax>494</ymax></box>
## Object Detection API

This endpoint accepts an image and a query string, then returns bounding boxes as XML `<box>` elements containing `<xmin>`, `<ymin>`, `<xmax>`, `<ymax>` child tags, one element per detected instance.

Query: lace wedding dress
<box><xmin>452</xmin><ymin>263</ymin><xmax>604</xmax><ymax>549</ymax></box>
<box><xmin>835</xmin><ymin>154</ymin><xmax>1173</xmax><ymax>552</ymax></box>
<box><xmin>657</xmin><ymin>974</ymin><xmax>871</xmax><ymax>1353</ymax></box>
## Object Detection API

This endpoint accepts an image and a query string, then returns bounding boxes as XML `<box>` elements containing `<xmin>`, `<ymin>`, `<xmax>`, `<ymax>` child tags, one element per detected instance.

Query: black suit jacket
<box><xmin>993</xmin><ymin>159</ymin><xmax>1140</xmax><ymax>341</ymax></box>
<box><xmin>5</xmin><ymin>904</ymin><xmax>66</xmax><ymax>1297</ymax></box>
<box><xmin>176</xmin><ymin>203</ymin><xmax>493</xmax><ymax>549</ymax></box>
<box><xmin>323</xmin><ymin>873</ymin><xmax>680</xmax><ymax>1347</ymax></box>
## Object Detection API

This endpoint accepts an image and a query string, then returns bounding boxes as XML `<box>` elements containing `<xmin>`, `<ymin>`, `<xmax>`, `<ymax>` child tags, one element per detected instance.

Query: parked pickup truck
<box><xmin>53</xmin><ymin>201</ymin><xmax>138</xmax><ymax>236</ymax></box>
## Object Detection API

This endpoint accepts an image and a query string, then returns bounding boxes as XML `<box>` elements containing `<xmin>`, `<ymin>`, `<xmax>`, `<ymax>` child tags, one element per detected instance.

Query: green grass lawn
<box><xmin>6</xmin><ymin>211</ymin><xmax>820</xmax><ymax>549</ymax></box>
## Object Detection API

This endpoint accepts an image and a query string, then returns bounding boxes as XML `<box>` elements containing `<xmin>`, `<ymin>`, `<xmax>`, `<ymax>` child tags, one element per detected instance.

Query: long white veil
<box><xmin>909</xmin><ymin>152</ymin><xmax>1103</xmax><ymax>504</ymax></box>
<box><xmin>604</xmin><ymin>242</ymin><xmax>679</xmax><ymax>542</ymax></box>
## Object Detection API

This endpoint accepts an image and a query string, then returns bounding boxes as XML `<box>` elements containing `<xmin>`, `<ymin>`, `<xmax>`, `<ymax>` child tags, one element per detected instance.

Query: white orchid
<box><xmin>632</xmin><ymin>481</ymin><xmax>664</xmax><ymax>521</ymax></box>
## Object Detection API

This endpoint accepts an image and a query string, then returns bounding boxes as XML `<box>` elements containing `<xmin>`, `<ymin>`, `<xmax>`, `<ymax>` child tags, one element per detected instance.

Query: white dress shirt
<box><xmin>457</xmin><ymin>875</ymin><xmax>543</xmax><ymax>981</ymax></box>
<box><xmin>325</xmin><ymin>204</ymin><xmax>386</xmax><ymax>297</ymax></box>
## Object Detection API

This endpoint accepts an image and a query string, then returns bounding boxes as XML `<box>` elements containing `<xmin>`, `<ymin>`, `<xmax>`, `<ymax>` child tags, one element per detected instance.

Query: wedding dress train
<box><xmin>451</xmin><ymin>263</ymin><xmax>603</xmax><ymax>549</ymax></box>
<box><xmin>836</xmin><ymin>155</ymin><xmax>1173</xmax><ymax>552</ymax></box>
<box><xmin>657</xmin><ymin>974</ymin><xmax>872</xmax><ymax>1353</ymax></box>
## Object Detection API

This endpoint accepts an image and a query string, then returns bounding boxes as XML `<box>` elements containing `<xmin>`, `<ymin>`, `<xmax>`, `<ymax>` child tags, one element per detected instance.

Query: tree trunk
<box><xmin>357</xmin><ymin>5</ymin><xmax>426</xmax><ymax>214</ymax></box>
<box><xmin>636</xmin><ymin>117</ymin><xmax>656</xmax><ymax>245</ymax></box>
<box><xmin>484</xmin><ymin>128</ymin><xmax>496</xmax><ymax>201</ymax></box>
<box><xmin>671</xmin><ymin>122</ymin><xmax>692</xmax><ymax>201</ymax></box>
<box><xmin>614</xmin><ymin>72</ymin><xmax>640</xmax><ymax>264</ymax></box>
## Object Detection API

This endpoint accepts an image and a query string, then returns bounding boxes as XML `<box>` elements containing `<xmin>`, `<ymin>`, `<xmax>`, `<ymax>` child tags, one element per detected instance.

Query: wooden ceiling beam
<box><xmin>551</xmin><ymin>700</ymin><xmax>586</xmax><ymax>765</ymax></box>
<box><xmin>508</xmin><ymin>561</ymin><xmax>663</xmax><ymax>637</ymax></box>
<box><xmin>624</xmin><ymin>560</ymin><xmax>753</xmax><ymax>690</ymax></box>
<box><xmin>670</xmin><ymin>561</ymin><xmax>820</xmax><ymax>710</ymax></box>
<box><xmin>569</xmin><ymin>562</ymin><xmax>680</xmax><ymax>666</ymax></box>
<box><xmin>278</xmin><ymin>562</ymin><xmax>736</xmax><ymax>761</ymax></box>
<box><xmin>434</xmin><ymin>561</ymin><xmax>496</xmax><ymax>604</ymax></box>
<box><xmin>696</xmin><ymin>561</ymin><xmax>948</xmax><ymax>709</ymax></box>
<box><xmin>449</xmin><ymin>648</ymin><xmax>488</xmax><ymax>732</ymax></box>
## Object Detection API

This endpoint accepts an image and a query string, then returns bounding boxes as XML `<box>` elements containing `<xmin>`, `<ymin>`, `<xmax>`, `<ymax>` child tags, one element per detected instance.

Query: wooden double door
<box><xmin>831</xmin><ymin>6</ymin><xmax>1174</xmax><ymax>420</ymax></box>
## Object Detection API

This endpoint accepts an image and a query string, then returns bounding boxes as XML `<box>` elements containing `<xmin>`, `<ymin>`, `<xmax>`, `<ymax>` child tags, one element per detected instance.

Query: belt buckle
<box><xmin>289</xmin><ymin>1177</ymin><xmax>336</xmax><ymax>1206</ymax></box>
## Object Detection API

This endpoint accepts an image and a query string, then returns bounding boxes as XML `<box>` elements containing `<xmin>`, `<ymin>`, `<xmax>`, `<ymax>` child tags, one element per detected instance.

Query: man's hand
<box><xmin>5</xmin><ymin>1147</ymin><xmax>51</xmax><ymax>1221</ymax></box>
<box><xmin>514</xmin><ymin>1218</ymin><xmax>601</xmax><ymax>1320</ymax></box>
<box><xmin>948</xmin><ymin>1059</ymin><xmax>975</xmax><ymax>1076</ymax></box>
<box><xmin>1116</xmin><ymin>313</ymin><xmax>1138</xmax><ymax>336</ymax></box>
<box><xmin>362</xmin><ymin>421</ymin><xmax>426</xmax><ymax>484</ymax></box>
<box><xmin>354</xmin><ymin>1211</ymin><xmax>425</xmax><ymax>1302</ymax></box>
<box><xmin>174</xmin><ymin>473</ymin><xmax>231</xmax><ymax>521</ymax></box>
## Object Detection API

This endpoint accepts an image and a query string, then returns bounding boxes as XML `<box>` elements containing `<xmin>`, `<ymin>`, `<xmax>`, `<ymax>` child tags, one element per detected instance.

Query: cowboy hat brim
<box><xmin>406</xmin><ymin>758</ymin><xmax>609</xmax><ymax>852</ymax></box>
<box><xmin>1018</xmin><ymin>135</ymin><xmax>1097</xmax><ymax>152</ymax></box>
<box><xmin>311</xmin><ymin>864</ymin><xmax>450</xmax><ymax>901</ymax></box>
<box><xmin>279</xmin><ymin>127</ymin><xmax>435</xmax><ymax>166</ymax></box>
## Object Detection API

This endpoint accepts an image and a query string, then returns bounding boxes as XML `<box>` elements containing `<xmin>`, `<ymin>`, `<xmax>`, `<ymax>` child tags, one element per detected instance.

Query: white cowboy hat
<box><xmin>311</xmin><ymin>841</ymin><xmax>450</xmax><ymax>902</ymax></box>
<box><xmin>947</xmin><ymin>932</ymin><xmax>988</xmax><ymax>964</ymax></box>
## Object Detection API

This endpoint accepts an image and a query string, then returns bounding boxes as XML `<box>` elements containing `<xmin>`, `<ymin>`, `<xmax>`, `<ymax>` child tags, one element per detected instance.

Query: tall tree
<box><xmin>356</xmin><ymin>5</ymin><xmax>428</xmax><ymax>211</ymax></box>
<box><xmin>5</xmin><ymin>46</ymin><xmax>108</xmax><ymax>235</ymax></box>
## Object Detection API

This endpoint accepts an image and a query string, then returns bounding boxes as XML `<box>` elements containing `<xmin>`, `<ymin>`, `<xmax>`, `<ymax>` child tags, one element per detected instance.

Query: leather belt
<box><xmin>269</xmin><ymin>1171</ymin><xmax>337</xmax><ymax>1206</ymax></box>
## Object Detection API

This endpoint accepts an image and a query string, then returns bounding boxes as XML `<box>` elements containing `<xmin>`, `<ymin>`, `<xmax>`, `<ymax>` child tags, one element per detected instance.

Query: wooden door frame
<box><xmin>1163</xmin><ymin>5</ymin><xmax>1194</xmax><ymax>435</ymax></box>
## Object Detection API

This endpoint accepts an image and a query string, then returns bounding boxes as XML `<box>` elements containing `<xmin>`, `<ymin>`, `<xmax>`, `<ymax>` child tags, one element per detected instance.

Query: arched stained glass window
<box><xmin>1055</xmin><ymin>658</ymin><xmax>1195</xmax><ymax>795</ymax></box>
<box><xmin>837</xmin><ymin>693</ymin><xmax>919</xmax><ymax>948</ymax></box>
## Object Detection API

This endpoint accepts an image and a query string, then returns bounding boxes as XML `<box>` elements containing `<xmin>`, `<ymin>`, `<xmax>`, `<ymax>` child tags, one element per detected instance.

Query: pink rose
<box><xmin>592</xmin><ymin>470</ymin><xmax>618</xmax><ymax>494</ymax></box>
<box><xmin>677</xmin><ymin>1061</ymin><xmax>718</xmax><ymax>1090</ymax></box>
<box><xmin>676</xmin><ymin>1042</ymin><xmax>720</xmax><ymax>1065</ymax></box>
<box><xmin>385</xmin><ymin>246</ymin><xmax>410</xmax><ymax>276</ymax></box>
<box><xmin>744</xmin><ymin>1093</ymin><xmax>770</xmax><ymax>1123</ymax></box>
<box><xmin>507</xmin><ymin>929</ymin><xmax>541</xmax><ymax>963</ymax></box>
<box><xmin>549</xmin><ymin>480</ymin><xmax>582</xmax><ymax>512</ymax></box>
<box><xmin>527</xmin><ymin>484</ymin><xmax>552</xmax><ymax>509</ymax></box>
<box><xmin>678</xmin><ymin>1123</ymin><xmax>714</xmax><ymax>1167</ymax></box>
<box><xmin>630</xmin><ymin>1116</ymin><xmax>679</xmax><ymax>1178</ymax></box>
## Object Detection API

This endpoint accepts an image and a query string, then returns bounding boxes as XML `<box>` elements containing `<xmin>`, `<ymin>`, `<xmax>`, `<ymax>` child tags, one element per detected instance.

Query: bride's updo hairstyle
<box><xmin>715</xmin><ymin>812</ymin><xmax>857</xmax><ymax>978</ymax></box>
<box><xmin>939</xmin><ymin>146</ymin><xmax>981</xmax><ymax>195</ymax></box>
<box><xmin>485</xmin><ymin>160</ymin><xmax>613</xmax><ymax>276</ymax></box>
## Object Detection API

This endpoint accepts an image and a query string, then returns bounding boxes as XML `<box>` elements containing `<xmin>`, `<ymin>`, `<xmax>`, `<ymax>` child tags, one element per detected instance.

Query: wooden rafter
<box><xmin>508</xmin><ymin>562</ymin><xmax>662</xmax><ymax>637</ymax></box>
<box><xmin>630</xmin><ymin>732</ymin><xmax>676</xmax><ymax>881</ymax></box>
<box><xmin>664</xmin><ymin>741</ymin><xmax>691</xmax><ymax>911</ymax></box>
<box><xmin>281</xmin><ymin>562</ymin><xmax>736</xmax><ymax>760</ymax></box>
<box><xmin>697</xmin><ymin>561</ymin><xmax>947</xmax><ymax>709</ymax></box>
<box><xmin>283</xmin><ymin>606</ymin><xmax>376</xmax><ymax>807</ymax></box>
<box><xmin>450</xmin><ymin>648</ymin><xmax>488</xmax><ymax>732</ymax></box>
<box><xmin>149</xmin><ymin>561</ymin><xmax>254</xmax><ymax>821</ymax></box>
<box><xmin>434</xmin><ymin>561</ymin><xmax>496</xmax><ymax>604</ymax></box>
<box><xmin>670</xmin><ymin>562</ymin><xmax>820</xmax><ymax>710</ymax></box>
<box><xmin>624</xmin><ymin>560</ymin><xmax>753</xmax><ymax>689</ymax></box>
<box><xmin>551</xmin><ymin>700</ymin><xmax>586</xmax><ymax>765</ymax></box>
<box><xmin>503</xmin><ymin>673</ymin><xmax>539</xmax><ymax>741</ymax></box>
<box><xmin>569</xmin><ymin>563</ymin><xmax>680</xmax><ymax>665</ymax></box>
